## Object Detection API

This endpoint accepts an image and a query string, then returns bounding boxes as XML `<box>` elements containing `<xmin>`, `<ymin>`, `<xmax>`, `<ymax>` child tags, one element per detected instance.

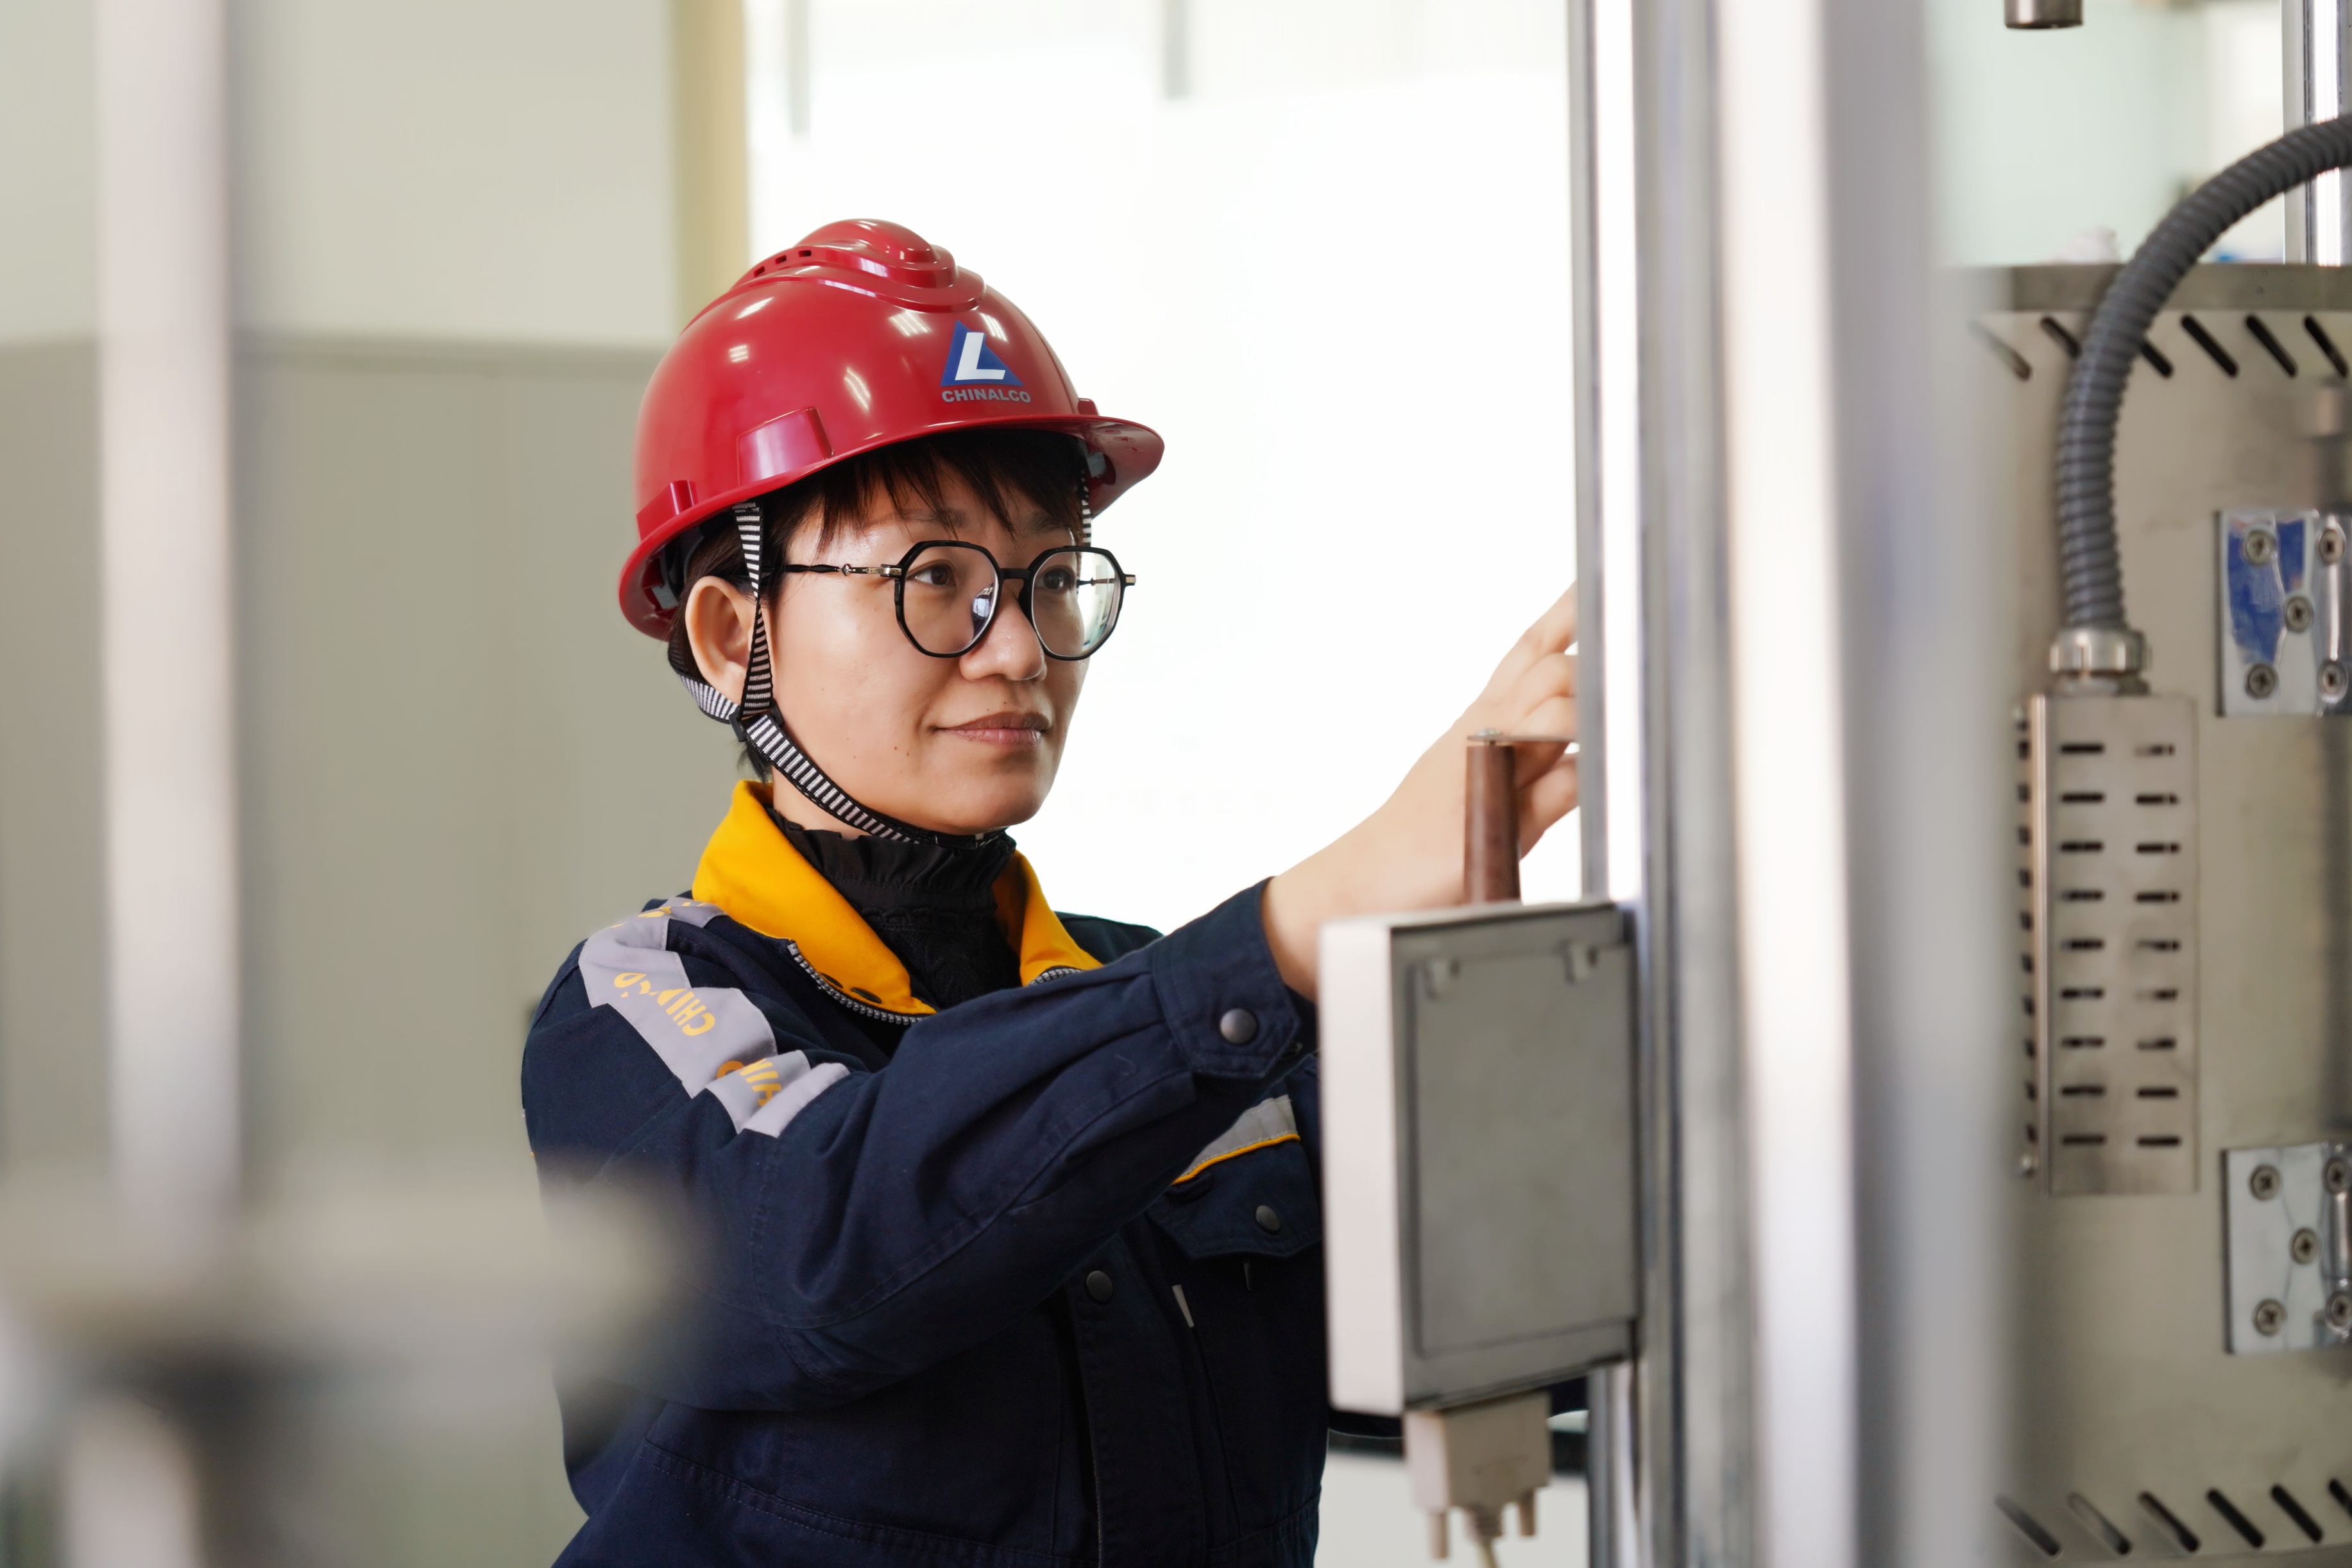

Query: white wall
<box><xmin>749</xmin><ymin>0</ymin><xmax>1583</xmax><ymax>933</ymax></box>
<box><xmin>1930</xmin><ymin>0</ymin><xmax>2285</xmax><ymax>265</ymax></box>
<box><xmin>0</xmin><ymin>0</ymin><xmax>677</xmax><ymax>348</ymax></box>
<box><xmin>234</xmin><ymin>0</ymin><xmax>677</xmax><ymax>344</ymax></box>
<box><xmin>0</xmin><ymin>0</ymin><xmax>97</xmax><ymax>343</ymax></box>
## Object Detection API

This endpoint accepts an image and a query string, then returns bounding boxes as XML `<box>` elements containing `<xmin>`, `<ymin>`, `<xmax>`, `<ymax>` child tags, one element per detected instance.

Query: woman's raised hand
<box><xmin>1260</xmin><ymin>587</ymin><xmax>1579</xmax><ymax>996</ymax></box>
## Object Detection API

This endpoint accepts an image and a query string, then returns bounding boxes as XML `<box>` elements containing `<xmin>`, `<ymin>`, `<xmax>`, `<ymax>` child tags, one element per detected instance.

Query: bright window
<box><xmin>747</xmin><ymin>0</ymin><xmax>1581</xmax><ymax>932</ymax></box>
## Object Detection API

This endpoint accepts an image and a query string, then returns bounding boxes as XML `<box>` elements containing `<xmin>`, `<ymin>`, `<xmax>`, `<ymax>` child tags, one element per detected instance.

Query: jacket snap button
<box><xmin>1085</xmin><ymin>1269</ymin><xmax>1114</xmax><ymax>1303</ymax></box>
<box><xmin>1255</xmin><ymin>1204</ymin><xmax>1282</xmax><ymax>1234</ymax></box>
<box><xmin>1218</xmin><ymin>1009</ymin><xmax>1259</xmax><ymax>1044</ymax></box>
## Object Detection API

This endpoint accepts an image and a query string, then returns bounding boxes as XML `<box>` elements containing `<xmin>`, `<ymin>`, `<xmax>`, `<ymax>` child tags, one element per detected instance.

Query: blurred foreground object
<box><xmin>0</xmin><ymin>1178</ymin><xmax>674</xmax><ymax>1567</ymax></box>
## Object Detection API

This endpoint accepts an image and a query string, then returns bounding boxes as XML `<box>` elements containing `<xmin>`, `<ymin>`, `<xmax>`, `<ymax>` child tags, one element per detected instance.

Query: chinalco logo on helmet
<box><xmin>940</xmin><ymin>321</ymin><xmax>1033</xmax><ymax>404</ymax></box>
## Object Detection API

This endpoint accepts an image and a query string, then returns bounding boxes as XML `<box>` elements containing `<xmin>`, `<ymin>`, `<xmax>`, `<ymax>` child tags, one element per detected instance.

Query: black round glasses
<box><xmin>783</xmin><ymin>540</ymin><xmax>1136</xmax><ymax>660</ymax></box>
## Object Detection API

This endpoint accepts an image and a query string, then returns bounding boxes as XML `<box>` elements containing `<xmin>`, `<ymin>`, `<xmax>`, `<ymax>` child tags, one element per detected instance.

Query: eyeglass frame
<box><xmin>780</xmin><ymin>539</ymin><xmax>1138</xmax><ymax>661</ymax></box>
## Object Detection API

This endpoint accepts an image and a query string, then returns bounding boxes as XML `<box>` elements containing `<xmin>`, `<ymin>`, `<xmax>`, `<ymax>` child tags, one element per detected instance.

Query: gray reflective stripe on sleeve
<box><xmin>704</xmin><ymin>1049</ymin><xmax>849</xmax><ymax>1134</ymax></box>
<box><xmin>577</xmin><ymin>903</ymin><xmax>845</xmax><ymax>1138</ymax></box>
<box><xmin>741</xmin><ymin>1057</ymin><xmax>850</xmax><ymax>1135</ymax></box>
<box><xmin>1175</xmin><ymin>1093</ymin><xmax>1299</xmax><ymax>1182</ymax></box>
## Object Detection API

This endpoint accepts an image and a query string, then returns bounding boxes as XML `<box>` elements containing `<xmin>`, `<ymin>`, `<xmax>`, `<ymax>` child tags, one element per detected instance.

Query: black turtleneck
<box><xmin>774</xmin><ymin>815</ymin><xmax>1021</xmax><ymax>1011</ymax></box>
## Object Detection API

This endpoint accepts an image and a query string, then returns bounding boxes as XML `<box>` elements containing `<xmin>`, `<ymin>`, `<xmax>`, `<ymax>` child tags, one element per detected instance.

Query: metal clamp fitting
<box><xmin>2006</xmin><ymin>0</ymin><xmax>2081</xmax><ymax>26</ymax></box>
<box><xmin>2049</xmin><ymin>624</ymin><xmax>2149</xmax><ymax>677</ymax></box>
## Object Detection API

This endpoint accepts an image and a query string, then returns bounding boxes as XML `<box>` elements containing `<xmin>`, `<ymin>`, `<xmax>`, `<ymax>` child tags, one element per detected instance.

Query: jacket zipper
<box><xmin>782</xmin><ymin>941</ymin><xmax>926</xmax><ymax>1025</ymax></box>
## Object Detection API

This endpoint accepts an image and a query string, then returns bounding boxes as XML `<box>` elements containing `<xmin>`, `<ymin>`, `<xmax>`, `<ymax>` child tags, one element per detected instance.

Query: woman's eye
<box><xmin>910</xmin><ymin>564</ymin><xmax>959</xmax><ymax>588</ymax></box>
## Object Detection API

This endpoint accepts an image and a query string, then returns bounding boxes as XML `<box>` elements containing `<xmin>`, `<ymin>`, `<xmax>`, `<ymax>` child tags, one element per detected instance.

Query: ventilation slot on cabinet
<box><xmin>1997</xmin><ymin>1497</ymin><xmax>2063</xmax><ymax>1558</ymax></box>
<box><xmin>2247</xmin><ymin>314</ymin><xmax>2300</xmax><ymax>375</ymax></box>
<box><xmin>2310</xmin><ymin>315</ymin><xmax>2350</xmax><ymax>377</ymax></box>
<box><xmin>2022</xmin><ymin>695</ymin><xmax>2200</xmax><ymax>1194</ymax></box>
<box><xmin>2208</xmin><ymin>1488</ymin><xmax>2266</xmax><ymax>1549</ymax></box>
<box><xmin>2183</xmin><ymin>314</ymin><xmax>2242</xmax><ymax>375</ymax></box>
<box><xmin>2067</xmin><ymin>1492</ymin><xmax>2133</xmax><ymax>1555</ymax></box>
<box><xmin>1973</xmin><ymin>321</ymin><xmax>2031</xmax><ymax>380</ymax></box>
<box><xmin>2138</xmin><ymin>1492</ymin><xmax>2199</xmax><ymax>1554</ymax></box>
<box><xmin>2274</xmin><ymin>1484</ymin><xmax>2325</xmax><ymax>1543</ymax></box>
<box><xmin>2330</xmin><ymin>1478</ymin><xmax>2352</xmax><ymax>1522</ymax></box>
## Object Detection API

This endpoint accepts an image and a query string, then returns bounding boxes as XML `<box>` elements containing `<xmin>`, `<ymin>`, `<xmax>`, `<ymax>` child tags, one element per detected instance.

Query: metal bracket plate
<box><xmin>2217</xmin><ymin>507</ymin><xmax>2352</xmax><ymax>715</ymax></box>
<box><xmin>2223</xmin><ymin>1143</ymin><xmax>2352</xmax><ymax>1353</ymax></box>
<box><xmin>1321</xmin><ymin>901</ymin><xmax>1639</xmax><ymax>1414</ymax></box>
<box><xmin>2021</xmin><ymin>694</ymin><xmax>2199</xmax><ymax>1194</ymax></box>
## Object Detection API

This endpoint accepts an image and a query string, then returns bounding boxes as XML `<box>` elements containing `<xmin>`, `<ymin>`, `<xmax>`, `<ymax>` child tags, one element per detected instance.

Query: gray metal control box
<box><xmin>1320</xmin><ymin>901</ymin><xmax>1639</xmax><ymax>1415</ymax></box>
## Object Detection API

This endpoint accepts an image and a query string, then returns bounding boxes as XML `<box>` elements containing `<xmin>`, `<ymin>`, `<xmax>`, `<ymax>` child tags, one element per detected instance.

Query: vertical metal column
<box><xmin>2288</xmin><ymin>0</ymin><xmax>2352</xmax><ymax>263</ymax></box>
<box><xmin>1717</xmin><ymin>0</ymin><xmax>1859</xmax><ymax>1559</ymax></box>
<box><xmin>1812</xmin><ymin>0</ymin><xmax>2011</xmax><ymax>1560</ymax></box>
<box><xmin>1574</xmin><ymin>0</ymin><xmax>1758</xmax><ymax>1549</ymax></box>
<box><xmin>1630</xmin><ymin>0</ymin><xmax>1754</xmax><ymax>1560</ymax></box>
<box><xmin>95</xmin><ymin>0</ymin><xmax>239</xmax><ymax>1223</ymax></box>
<box><xmin>1572</xmin><ymin>0</ymin><xmax>2006</xmax><ymax>1560</ymax></box>
<box><xmin>1569</xmin><ymin>0</ymin><xmax>1648</xmax><ymax>1547</ymax></box>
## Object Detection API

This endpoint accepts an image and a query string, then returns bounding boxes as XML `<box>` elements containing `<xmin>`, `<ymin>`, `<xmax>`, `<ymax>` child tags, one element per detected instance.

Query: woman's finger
<box><xmin>1468</xmin><ymin>587</ymin><xmax>1580</xmax><ymax>711</ymax></box>
<box><xmin>1492</xmin><ymin>652</ymin><xmax>1576</xmax><ymax>733</ymax></box>
<box><xmin>1526</xmin><ymin>584</ymin><xmax>1578</xmax><ymax>656</ymax></box>
<box><xmin>1517</xmin><ymin>758</ymin><xmax>1581</xmax><ymax>848</ymax></box>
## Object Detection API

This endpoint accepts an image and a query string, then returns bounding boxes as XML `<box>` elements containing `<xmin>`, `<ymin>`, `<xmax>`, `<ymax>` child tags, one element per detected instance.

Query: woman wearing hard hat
<box><xmin>522</xmin><ymin>219</ymin><xmax>1578</xmax><ymax>1567</ymax></box>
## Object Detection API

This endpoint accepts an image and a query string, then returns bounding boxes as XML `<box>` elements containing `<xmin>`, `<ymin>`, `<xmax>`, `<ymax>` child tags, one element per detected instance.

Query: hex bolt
<box><xmin>2248</xmin><ymin>661</ymin><xmax>2281</xmax><ymax>700</ymax></box>
<box><xmin>2256</xmin><ymin>1298</ymin><xmax>2288</xmax><ymax>1335</ymax></box>
<box><xmin>2247</xmin><ymin>527</ymin><xmax>2280</xmax><ymax>565</ymax></box>
<box><xmin>2330</xmin><ymin>1156</ymin><xmax>2351</xmax><ymax>1195</ymax></box>
<box><xmin>2330</xmin><ymin>1293</ymin><xmax>2352</xmax><ymax>1332</ymax></box>
<box><xmin>2326</xmin><ymin>525</ymin><xmax>2348</xmax><ymax>565</ymax></box>
<box><xmin>2294</xmin><ymin>1227</ymin><xmax>2321</xmax><ymax>1265</ymax></box>
<box><xmin>2288</xmin><ymin>595</ymin><xmax>2317</xmax><ymax>633</ymax></box>
<box><xmin>2327</xmin><ymin>663</ymin><xmax>2351</xmax><ymax>703</ymax></box>
<box><xmin>2254</xmin><ymin>1163</ymin><xmax>2284</xmax><ymax>1200</ymax></box>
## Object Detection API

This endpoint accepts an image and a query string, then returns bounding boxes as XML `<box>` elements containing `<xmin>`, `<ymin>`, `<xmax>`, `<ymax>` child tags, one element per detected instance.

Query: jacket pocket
<box><xmin>1145</xmin><ymin>1132</ymin><xmax>1321</xmax><ymax>1260</ymax></box>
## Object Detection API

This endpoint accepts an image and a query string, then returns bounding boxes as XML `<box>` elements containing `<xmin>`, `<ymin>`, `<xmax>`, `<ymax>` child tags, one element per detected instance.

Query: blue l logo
<box><xmin>941</xmin><ymin>321</ymin><xmax>1022</xmax><ymax>387</ymax></box>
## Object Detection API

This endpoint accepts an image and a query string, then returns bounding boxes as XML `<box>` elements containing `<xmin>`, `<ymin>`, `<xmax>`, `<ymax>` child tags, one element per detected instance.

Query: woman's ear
<box><xmin>683</xmin><ymin>577</ymin><xmax>758</xmax><ymax>705</ymax></box>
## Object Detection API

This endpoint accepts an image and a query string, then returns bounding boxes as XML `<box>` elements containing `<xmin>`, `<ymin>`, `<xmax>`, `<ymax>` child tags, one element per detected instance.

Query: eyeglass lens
<box><xmin>899</xmin><ymin>543</ymin><xmax>1123</xmax><ymax>658</ymax></box>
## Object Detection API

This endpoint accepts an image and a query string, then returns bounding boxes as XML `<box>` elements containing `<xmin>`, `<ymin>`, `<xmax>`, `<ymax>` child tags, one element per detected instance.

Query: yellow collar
<box><xmin>690</xmin><ymin>781</ymin><xmax>1100</xmax><ymax>1018</ymax></box>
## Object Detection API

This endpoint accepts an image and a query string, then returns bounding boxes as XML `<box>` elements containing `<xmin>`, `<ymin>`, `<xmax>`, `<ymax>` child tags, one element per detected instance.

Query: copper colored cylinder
<box><xmin>1465</xmin><ymin>738</ymin><xmax>1521</xmax><ymax>904</ymax></box>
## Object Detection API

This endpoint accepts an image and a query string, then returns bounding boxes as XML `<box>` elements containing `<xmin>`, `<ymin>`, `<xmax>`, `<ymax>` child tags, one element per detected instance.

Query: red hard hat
<box><xmin>620</xmin><ymin>219</ymin><xmax>1163</xmax><ymax>637</ymax></box>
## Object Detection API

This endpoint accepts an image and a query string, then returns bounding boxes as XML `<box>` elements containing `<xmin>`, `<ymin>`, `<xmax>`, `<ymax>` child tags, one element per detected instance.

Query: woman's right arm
<box><xmin>523</xmin><ymin>883</ymin><xmax>1309</xmax><ymax>1415</ymax></box>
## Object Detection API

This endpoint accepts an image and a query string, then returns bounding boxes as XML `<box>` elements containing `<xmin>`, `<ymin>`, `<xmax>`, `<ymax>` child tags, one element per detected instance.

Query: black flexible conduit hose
<box><xmin>2057</xmin><ymin>114</ymin><xmax>2352</xmax><ymax>633</ymax></box>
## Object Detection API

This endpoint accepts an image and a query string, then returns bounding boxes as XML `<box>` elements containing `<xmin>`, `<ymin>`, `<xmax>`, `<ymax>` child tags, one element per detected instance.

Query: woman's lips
<box><xmin>939</xmin><ymin>712</ymin><xmax>1050</xmax><ymax>747</ymax></box>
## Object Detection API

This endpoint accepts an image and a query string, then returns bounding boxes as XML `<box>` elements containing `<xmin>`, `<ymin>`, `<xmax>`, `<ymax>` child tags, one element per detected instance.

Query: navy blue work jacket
<box><xmin>521</xmin><ymin>784</ymin><xmax>1331</xmax><ymax>1567</ymax></box>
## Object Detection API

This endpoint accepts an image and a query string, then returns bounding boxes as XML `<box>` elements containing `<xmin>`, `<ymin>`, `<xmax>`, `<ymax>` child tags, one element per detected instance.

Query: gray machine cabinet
<box><xmin>1320</xmin><ymin>901</ymin><xmax>1638</xmax><ymax>1415</ymax></box>
<box><xmin>1979</xmin><ymin>266</ymin><xmax>2352</xmax><ymax>1562</ymax></box>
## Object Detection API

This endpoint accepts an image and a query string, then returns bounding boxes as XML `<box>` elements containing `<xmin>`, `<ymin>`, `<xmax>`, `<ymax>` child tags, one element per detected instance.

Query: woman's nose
<box><xmin>961</xmin><ymin>591</ymin><xmax>1047</xmax><ymax>680</ymax></box>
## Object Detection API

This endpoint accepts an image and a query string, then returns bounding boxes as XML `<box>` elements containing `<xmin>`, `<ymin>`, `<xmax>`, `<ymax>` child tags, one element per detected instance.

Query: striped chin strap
<box><xmin>667</xmin><ymin>502</ymin><xmax>1007</xmax><ymax>851</ymax></box>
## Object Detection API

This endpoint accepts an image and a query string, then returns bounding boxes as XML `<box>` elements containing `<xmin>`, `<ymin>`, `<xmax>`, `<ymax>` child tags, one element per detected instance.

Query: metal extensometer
<box><xmin>1322</xmin><ymin>733</ymin><xmax>1639</xmax><ymax>1565</ymax></box>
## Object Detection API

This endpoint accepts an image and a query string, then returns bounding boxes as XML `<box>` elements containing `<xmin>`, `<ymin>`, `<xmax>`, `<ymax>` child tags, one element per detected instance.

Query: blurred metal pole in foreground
<box><xmin>1569</xmin><ymin>0</ymin><xmax>2004</xmax><ymax>1556</ymax></box>
<box><xmin>1719</xmin><ymin>0</ymin><xmax>1861</xmax><ymax>1552</ymax></box>
<box><xmin>63</xmin><ymin>1398</ymin><xmax>203</xmax><ymax>1568</ymax></box>
<box><xmin>95</xmin><ymin>0</ymin><xmax>240</xmax><ymax>1224</ymax></box>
